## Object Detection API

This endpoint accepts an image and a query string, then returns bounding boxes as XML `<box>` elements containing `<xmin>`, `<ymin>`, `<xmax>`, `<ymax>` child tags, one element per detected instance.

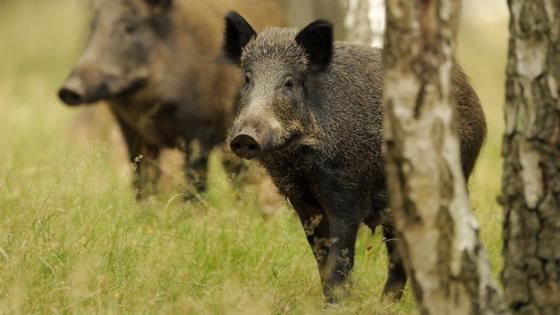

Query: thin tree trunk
<box><xmin>344</xmin><ymin>0</ymin><xmax>374</xmax><ymax>45</ymax></box>
<box><xmin>383</xmin><ymin>1</ymin><xmax>506</xmax><ymax>314</ymax></box>
<box><xmin>501</xmin><ymin>1</ymin><xmax>560</xmax><ymax>314</ymax></box>
<box><xmin>344</xmin><ymin>0</ymin><xmax>385</xmax><ymax>47</ymax></box>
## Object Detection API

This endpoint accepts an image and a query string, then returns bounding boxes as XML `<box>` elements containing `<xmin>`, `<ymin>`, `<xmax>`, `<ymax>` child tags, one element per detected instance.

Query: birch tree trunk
<box><xmin>344</xmin><ymin>0</ymin><xmax>374</xmax><ymax>45</ymax></box>
<box><xmin>501</xmin><ymin>1</ymin><xmax>560</xmax><ymax>314</ymax></box>
<box><xmin>383</xmin><ymin>1</ymin><xmax>506</xmax><ymax>314</ymax></box>
<box><xmin>344</xmin><ymin>0</ymin><xmax>385</xmax><ymax>47</ymax></box>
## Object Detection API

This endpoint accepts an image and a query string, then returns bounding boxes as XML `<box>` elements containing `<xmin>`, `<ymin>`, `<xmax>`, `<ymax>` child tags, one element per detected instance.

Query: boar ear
<box><xmin>145</xmin><ymin>0</ymin><xmax>172</xmax><ymax>10</ymax></box>
<box><xmin>296</xmin><ymin>20</ymin><xmax>333</xmax><ymax>73</ymax></box>
<box><xmin>223</xmin><ymin>11</ymin><xmax>256</xmax><ymax>65</ymax></box>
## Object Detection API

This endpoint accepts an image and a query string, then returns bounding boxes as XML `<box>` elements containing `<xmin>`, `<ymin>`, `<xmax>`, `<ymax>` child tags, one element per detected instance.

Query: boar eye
<box><xmin>282</xmin><ymin>77</ymin><xmax>295</xmax><ymax>92</ymax></box>
<box><xmin>124</xmin><ymin>24</ymin><xmax>138</xmax><ymax>34</ymax></box>
<box><xmin>244</xmin><ymin>73</ymin><xmax>251</xmax><ymax>86</ymax></box>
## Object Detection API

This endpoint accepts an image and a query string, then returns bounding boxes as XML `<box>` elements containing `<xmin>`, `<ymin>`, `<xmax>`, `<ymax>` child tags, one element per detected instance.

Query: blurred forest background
<box><xmin>0</xmin><ymin>0</ymin><xmax>508</xmax><ymax>314</ymax></box>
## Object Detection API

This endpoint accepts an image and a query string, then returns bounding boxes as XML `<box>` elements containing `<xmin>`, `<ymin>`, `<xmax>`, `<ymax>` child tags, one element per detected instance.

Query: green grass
<box><xmin>0</xmin><ymin>1</ymin><xmax>508</xmax><ymax>314</ymax></box>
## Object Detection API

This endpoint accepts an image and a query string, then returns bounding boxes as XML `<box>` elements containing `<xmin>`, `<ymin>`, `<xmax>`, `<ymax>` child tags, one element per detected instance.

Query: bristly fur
<box><xmin>225</xmin><ymin>15</ymin><xmax>487</xmax><ymax>302</ymax></box>
<box><xmin>240</xmin><ymin>27</ymin><xmax>308</xmax><ymax>72</ymax></box>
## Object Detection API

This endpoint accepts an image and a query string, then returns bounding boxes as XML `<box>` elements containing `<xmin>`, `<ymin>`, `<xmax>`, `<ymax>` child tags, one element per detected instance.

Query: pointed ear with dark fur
<box><xmin>145</xmin><ymin>0</ymin><xmax>172</xmax><ymax>14</ymax></box>
<box><xmin>145</xmin><ymin>0</ymin><xmax>172</xmax><ymax>8</ymax></box>
<box><xmin>296</xmin><ymin>20</ymin><xmax>333</xmax><ymax>73</ymax></box>
<box><xmin>223</xmin><ymin>11</ymin><xmax>256</xmax><ymax>65</ymax></box>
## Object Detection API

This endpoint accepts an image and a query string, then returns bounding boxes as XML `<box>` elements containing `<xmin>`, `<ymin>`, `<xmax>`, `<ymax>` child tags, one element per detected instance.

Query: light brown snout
<box><xmin>58</xmin><ymin>65</ymin><xmax>113</xmax><ymax>106</ymax></box>
<box><xmin>230</xmin><ymin>124</ymin><xmax>273</xmax><ymax>160</ymax></box>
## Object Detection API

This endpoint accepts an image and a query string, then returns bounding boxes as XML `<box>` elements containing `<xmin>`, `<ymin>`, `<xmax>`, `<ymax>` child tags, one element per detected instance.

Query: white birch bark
<box><xmin>344</xmin><ymin>0</ymin><xmax>385</xmax><ymax>46</ymax></box>
<box><xmin>383</xmin><ymin>1</ymin><xmax>507</xmax><ymax>314</ymax></box>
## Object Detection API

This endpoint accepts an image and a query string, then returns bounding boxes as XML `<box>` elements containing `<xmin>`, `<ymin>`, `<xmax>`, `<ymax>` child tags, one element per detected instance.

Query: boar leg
<box><xmin>183</xmin><ymin>145</ymin><xmax>209</xmax><ymax>200</ymax></box>
<box><xmin>381</xmin><ymin>225</ymin><xmax>407</xmax><ymax>300</ymax></box>
<box><xmin>291</xmin><ymin>197</ymin><xmax>331</xmax><ymax>282</ymax></box>
<box><xmin>116</xmin><ymin>117</ymin><xmax>161</xmax><ymax>200</ymax></box>
<box><xmin>321</xmin><ymin>212</ymin><xmax>361</xmax><ymax>303</ymax></box>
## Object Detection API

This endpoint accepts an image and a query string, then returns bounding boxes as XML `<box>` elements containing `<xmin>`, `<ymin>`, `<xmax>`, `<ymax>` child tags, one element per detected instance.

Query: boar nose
<box><xmin>58</xmin><ymin>88</ymin><xmax>84</xmax><ymax>106</ymax></box>
<box><xmin>58</xmin><ymin>75</ymin><xmax>85</xmax><ymax>106</ymax></box>
<box><xmin>230</xmin><ymin>133</ymin><xmax>262</xmax><ymax>160</ymax></box>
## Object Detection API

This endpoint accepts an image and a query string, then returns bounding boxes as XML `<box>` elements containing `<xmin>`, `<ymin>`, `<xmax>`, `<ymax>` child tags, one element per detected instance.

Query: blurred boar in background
<box><xmin>58</xmin><ymin>0</ymin><xmax>285</xmax><ymax>200</ymax></box>
<box><xmin>223</xmin><ymin>12</ymin><xmax>486</xmax><ymax>302</ymax></box>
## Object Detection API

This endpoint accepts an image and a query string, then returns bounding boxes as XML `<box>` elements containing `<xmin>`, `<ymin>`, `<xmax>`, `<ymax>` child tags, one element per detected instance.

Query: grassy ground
<box><xmin>0</xmin><ymin>1</ymin><xmax>508</xmax><ymax>314</ymax></box>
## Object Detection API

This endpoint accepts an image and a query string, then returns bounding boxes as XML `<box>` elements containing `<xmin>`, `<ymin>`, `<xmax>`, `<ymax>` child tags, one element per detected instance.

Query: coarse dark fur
<box><xmin>58</xmin><ymin>0</ymin><xmax>285</xmax><ymax>199</ymax></box>
<box><xmin>223</xmin><ymin>12</ymin><xmax>486</xmax><ymax>302</ymax></box>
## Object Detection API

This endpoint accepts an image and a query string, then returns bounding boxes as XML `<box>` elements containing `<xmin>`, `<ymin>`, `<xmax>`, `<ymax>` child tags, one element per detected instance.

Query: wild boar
<box><xmin>58</xmin><ymin>0</ymin><xmax>285</xmax><ymax>199</ymax></box>
<box><xmin>223</xmin><ymin>12</ymin><xmax>486</xmax><ymax>302</ymax></box>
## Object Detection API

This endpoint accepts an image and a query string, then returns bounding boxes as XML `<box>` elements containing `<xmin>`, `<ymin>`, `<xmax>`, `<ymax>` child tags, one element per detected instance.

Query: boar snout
<box><xmin>58</xmin><ymin>66</ymin><xmax>113</xmax><ymax>106</ymax></box>
<box><xmin>230</xmin><ymin>133</ymin><xmax>260</xmax><ymax>160</ymax></box>
<box><xmin>58</xmin><ymin>74</ymin><xmax>88</xmax><ymax>106</ymax></box>
<box><xmin>230</xmin><ymin>124</ymin><xmax>273</xmax><ymax>160</ymax></box>
<box><xmin>58</xmin><ymin>88</ymin><xmax>83</xmax><ymax>106</ymax></box>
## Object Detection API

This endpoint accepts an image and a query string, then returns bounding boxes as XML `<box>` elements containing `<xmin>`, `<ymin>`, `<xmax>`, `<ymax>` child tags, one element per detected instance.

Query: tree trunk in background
<box><xmin>383</xmin><ymin>1</ymin><xmax>506</xmax><ymax>314</ymax></box>
<box><xmin>501</xmin><ymin>1</ymin><xmax>560</xmax><ymax>314</ymax></box>
<box><xmin>344</xmin><ymin>0</ymin><xmax>374</xmax><ymax>44</ymax></box>
<box><xmin>281</xmin><ymin>0</ymin><xmax>347</xmax><ymax>39</ymax></box>
<box><xmin>344</xmin><ymin>0</ymin><xmax>385</xmax><ymax>47</ymax></box>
